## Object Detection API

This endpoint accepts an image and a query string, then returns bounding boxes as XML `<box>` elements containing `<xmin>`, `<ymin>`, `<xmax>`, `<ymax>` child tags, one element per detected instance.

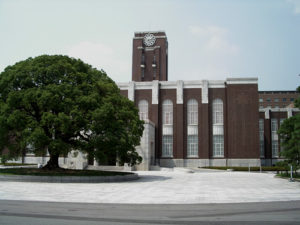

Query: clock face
<box><xmin>143</xmin><ymin>33</ymin><xmax>156</xmax><ymax>46</ymax></box>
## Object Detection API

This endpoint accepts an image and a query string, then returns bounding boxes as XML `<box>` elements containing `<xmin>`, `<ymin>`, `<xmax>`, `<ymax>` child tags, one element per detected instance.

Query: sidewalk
<box><xmin>0</xmin><ymin>170</ymin><xmax>299</xmax><ymax>204</ymax></box>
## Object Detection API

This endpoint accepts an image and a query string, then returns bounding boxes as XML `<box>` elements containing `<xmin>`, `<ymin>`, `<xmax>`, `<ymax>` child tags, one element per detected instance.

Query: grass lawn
<box><xmin>0</xmin><ymin>168</ymin><xmax>133</xmax><ymax>176</ymax></box>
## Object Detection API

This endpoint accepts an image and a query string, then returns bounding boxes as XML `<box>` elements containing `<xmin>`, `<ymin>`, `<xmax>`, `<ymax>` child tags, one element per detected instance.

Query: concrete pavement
<box><xmin>0</xmin><ymin>170</ymin><xmax>300</xmax><ymax>204</ymax></box>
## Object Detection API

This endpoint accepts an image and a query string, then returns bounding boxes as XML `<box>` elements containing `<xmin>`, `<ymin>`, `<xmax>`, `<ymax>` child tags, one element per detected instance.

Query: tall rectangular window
<box><xmin>162</xmin><ymin>135</ymin><xmax>173</xmax><ymax>157</ymax></box>
<box><xmin>271</xmin><ymin>119</ymin><xmax>278</xmax><ymax>157</ymax></box>
<box><xmin>259</xmin><ymin>119</ymin><xmax>264</xmax><ymax>157</ymax></box>
<box><xmin>280</xmin><ymin>118</ymin><xmax>285</xmax><ymax>152</ymax></box>
<box><xmin>187</xmin><ymin>99</ymin><xmax>198</xmax><ymax>157</ymax></box>
<box><xmin>213</xmin><ymin>135</ymin><xmax>224</xmax><ymax>157</ymax></box>
<box><xmin>187</xmin><ymin>135</ymin><xmax>198</xmax><ymax>157</ymax></box>
<box><xmin>212</xmin><ymin>99</ymin><xmax>224</xmax><ymax>157</ymax></box>
<box><xmin>138</xmin><ymin>100</ymin><xmax>148</xmax><ymax>121</ymax></box>
<box><xmin>162</xmin><ymin>100</ymin><xmax>173</xmax><ymax>157</ymax></box>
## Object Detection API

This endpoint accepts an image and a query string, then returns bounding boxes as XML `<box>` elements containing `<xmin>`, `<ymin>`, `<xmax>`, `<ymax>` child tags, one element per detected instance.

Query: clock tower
<box><xmin>132</xmin><ymin>31</ymin><xmax>168</xmax><ymax>82</ymax></box>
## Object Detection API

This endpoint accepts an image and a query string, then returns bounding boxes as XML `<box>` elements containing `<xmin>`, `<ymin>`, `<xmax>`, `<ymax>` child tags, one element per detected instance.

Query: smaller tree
<box><xmin>278</xmin><ymin>86</ymin><xmax>300</xmax><ymax>170</ymax></box>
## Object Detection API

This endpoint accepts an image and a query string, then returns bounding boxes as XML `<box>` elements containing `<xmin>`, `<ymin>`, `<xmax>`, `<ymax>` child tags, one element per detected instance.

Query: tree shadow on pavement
<box><xmin>133</xmin><ymin>175</ymin><xmax>172</xmax><ymax>183</ymax></box>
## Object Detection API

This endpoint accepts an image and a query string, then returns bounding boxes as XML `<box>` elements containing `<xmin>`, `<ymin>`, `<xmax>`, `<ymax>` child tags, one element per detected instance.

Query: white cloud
<box><xmin>286</xmin><ymin>0</ymin><xmax>300</xmax><ymax>14</ymax></box>
<box><xmin>188</xmin><ymin>25</ymin><xmax>239</xmax><ymax>56</ymax></box>
<box><xmin>67</xmin><ymin>41</ymin><xmax>130</xmax><ymax>82</ymax></box>
<box><xmin>185</xmin><ymin>25</ymin><xmax>240</xmax><ymax>79</ymax></box>
<box><xmin>189</xmin><ymin>25</ymin><xmax>228</xmax><ymax>38</ymax></box>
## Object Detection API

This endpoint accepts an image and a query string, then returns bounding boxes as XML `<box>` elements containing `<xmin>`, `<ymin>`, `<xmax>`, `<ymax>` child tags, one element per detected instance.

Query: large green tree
<box><xmin>0</xmin><ymin>55</ymin><xmax>144</xmax><ymax>169</ymax></box>
<box><xmin>278</xmin><ymin>86</ymin><xmax>300</xmax><ymax>168</ymax></box>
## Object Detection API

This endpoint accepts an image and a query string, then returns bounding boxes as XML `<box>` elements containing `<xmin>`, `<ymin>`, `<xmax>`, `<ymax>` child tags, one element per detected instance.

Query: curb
<box><xmin>0</xmin><ymin>173</ymin><xmax>139</xmax><ymax>183</ymax></box>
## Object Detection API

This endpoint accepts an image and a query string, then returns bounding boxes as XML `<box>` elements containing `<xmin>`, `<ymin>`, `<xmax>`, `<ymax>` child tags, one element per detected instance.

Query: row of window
<box><xmin>259</xmin><ymin>98</ymin><xmax>294</xmax><ymax>103</ymax></box>
<box><xmin>259</xmin><ymin>105</ymin><xmax>286</xmax><ymax>109</ymax></box>
<box><xmin>259</xmin><ymin>118</ymin><xmax>285</xmax><ymax>158</ymax></box>
<box><xmin>138</xmin><ymin>99</ymin><xmax>224</xmax><ymax>158</ymax></box>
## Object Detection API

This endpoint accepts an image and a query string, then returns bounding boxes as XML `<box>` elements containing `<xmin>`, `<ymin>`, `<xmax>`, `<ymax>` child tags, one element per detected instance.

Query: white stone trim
<box><xmin>259</xmin><ymin>108</ymin><xmax>300</xmax><ymax>113</ymax></box>
<box><xmin>183</xmin><ymin>80</ymin><xmax>202</xmax><ymax>89</ymax></box>
<box><xmin>133</xmin><ymin>36</ymin><xmax>167</xmax><ymax>40</ymax></box>
<box><xmin>202</xmin><ymin>80</ymin><xmax>208</xmax><ymax>104</ymax></box>
<box><xmin>158</xmin><ymin>158</ymin><xmax>261</xmax><ymax>168</ymax></box>
<box><xmin>160</xmin><ymin>81</ymin><xmax>177</xmax><ymax>89</ymax></box>
<box><xmin>134</xmin><ymin>30</ymin><xmax>166</xmax><ymax>34</ymax></box>
<box><xmin>145</xmin><ymin>46</ymin><xmax>160</xmax><ymax>51</ymax></box>
<box><xmin>128</xmin><ymin>81</ymin><xmax>135</xmax><ymax>101</ymax></box>
<box><xmin>176</xmin><ymin>80</ymin><xmax>183</xmax><ymax>104</ymax></box>
<box><xmin>208</xmin><ymin>80</ymin><xmax>225</xmax><ymax>88</ymax></box>
<box><xmin>226</xmin><ymin>77</ymin><xmax>258</xmax><ymax>84</ymax></box>
<box><xmin>135</xmin><ymin>82</ymin><xmax>153</xmax><ymax>90</ymax></box>
<box><xmin>118</xmin><ymin>82</ymin><xmax>129</xmax><ymax>90</ymax></box>
<box><xmin>152</xmin><ymin>80</ymin><xmax>159</xmax><ymax>104</ymax></box>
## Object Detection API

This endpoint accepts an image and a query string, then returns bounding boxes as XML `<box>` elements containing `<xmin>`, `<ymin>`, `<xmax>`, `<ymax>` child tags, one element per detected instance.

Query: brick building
<box><xmin>259</xmin><ymin>91</ymin><xmax>299</xmax><ymax>109</ymax></box>
<box><xmin>17</xmin><ymin>31</ymin><xmax>299</xmax><ymax>169</ymax></box>
<box><xmin>117</xmin><ymin>31</ymin><xmax>300</xmax><ymax>169</ymax></box>
<box><xmin>118</xmin><ymin>31</ymin><xmax>258</xmax><ymax>169</ymax></box>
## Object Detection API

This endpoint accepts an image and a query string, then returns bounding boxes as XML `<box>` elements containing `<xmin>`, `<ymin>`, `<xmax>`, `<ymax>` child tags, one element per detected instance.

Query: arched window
<box><xmin>213</xmin><ymin>99</ymin><xmax>223</xmax><ymax>124</ymax></box>
<box><xmin>212</xmin><ymin>99</ymin><xmax>224</xmax><ymax>157</ymax></box>
<box><xmin>138</xmin><ymin>100</ymin><xmax>148</xmax><ymax>120</ymax></box>
<box><xmin>162</xmin><ymin>99</ymin><xmax>173</xmax><ymax>125</ymax></box>
<box><xmin>187</xmin><ymin>99</ymin><xmax>198</xmax><ymax>157</ymax></box>
<box><xmin>162</xmin><ymin>99</ymin><xmax>173</xmax><ymax>157</ymax></box>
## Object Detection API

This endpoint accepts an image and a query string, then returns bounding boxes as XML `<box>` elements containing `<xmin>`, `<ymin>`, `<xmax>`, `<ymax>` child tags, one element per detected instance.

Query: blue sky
<box><xmin>0</xmin><ymin>0</ymin><xmax>299</xmax><ymax>90</ymax></box>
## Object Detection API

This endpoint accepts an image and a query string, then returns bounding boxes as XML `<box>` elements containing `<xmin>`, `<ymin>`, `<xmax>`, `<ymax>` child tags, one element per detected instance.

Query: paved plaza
<box><xmin>0</xmin><ymin>170</ymin><xmax>300</xmax><ymax>204</ymax></box>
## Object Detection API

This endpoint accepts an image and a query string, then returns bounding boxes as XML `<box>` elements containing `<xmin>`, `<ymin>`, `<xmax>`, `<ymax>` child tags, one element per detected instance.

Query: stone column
<box><xmin>200</xmin><ymin>80</ymin><xmax>209</xmax><ymax>159</ymax></box>
<box><xmin>176</xmin><ymin>81</ymin><xmax>184</xmax><ymax>159</ymax></box>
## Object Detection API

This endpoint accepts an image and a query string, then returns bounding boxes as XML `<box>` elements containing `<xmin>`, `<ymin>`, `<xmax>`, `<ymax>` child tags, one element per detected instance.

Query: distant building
<box><xmin>258</xmin><ymin>91</ymin><xmax>299</xmax><ymax>109</ymax></box>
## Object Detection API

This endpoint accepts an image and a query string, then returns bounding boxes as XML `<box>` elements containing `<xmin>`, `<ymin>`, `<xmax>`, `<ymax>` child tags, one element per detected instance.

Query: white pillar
<box><xmin>265</xmin><ymin>108</ymin><xmax>270</xmax><ymax>119</ymax></box>
<box><xmin>176</xmin><ymin>80</ymin><xmax>183</xmax><ymax>104</ymax></box>
<box><xmin>287</xmin><ymin>108</ymin><xmax>293</xmax><ymax>118</ymax></box>
<box><xmin>152</xmin><ymin>80</ymin><xmax>159</xmax><ymax>104</ymax></box>
<box><xmin>202</xmin><ymin>80</ymin><xmax>209</xmax><ymax>104</ymax></box>
<box><xmin>128</xmin><ymin>81</ymin><xmax>135</xmax><ymax>101</ymax></box>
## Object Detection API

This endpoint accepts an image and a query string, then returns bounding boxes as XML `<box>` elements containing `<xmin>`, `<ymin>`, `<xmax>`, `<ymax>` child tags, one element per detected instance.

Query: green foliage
<box><xmin>278</xmin><ymin>86</ymin><xmax>300</xmax><ymax>169</ymax></box>
<box><xmin>0</xmin><ymin>55</ymin><xmax>144</xmax><ymax>168</ymax></box>
<box><xmin>0</xmin><ymin>155</ymin><xmax>9</xmax><ymax>164</ymax></box>
<box><xmin>277</xmin><ymin>173</ymin><xmax>300</xmax><ymax>179</ymax></box>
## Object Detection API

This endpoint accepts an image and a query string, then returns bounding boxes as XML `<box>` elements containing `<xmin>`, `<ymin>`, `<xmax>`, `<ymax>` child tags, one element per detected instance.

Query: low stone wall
<box><xmin>0</xmin><ymin>173</ymin><xmax>139</xmax><ymax>183</ymax></box>
<box><xmin>159</xmin><ymin>158</ymin><xmax>261</xmax><ymax>168</ymax></box>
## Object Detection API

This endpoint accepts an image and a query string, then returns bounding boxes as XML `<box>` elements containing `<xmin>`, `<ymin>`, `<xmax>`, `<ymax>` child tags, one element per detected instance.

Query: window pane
<box><xmin>271</xmin><ymin>119</ymin><xmax>278</xmax><ymax>157</ymax></box>
<box><xmin>213</xmin><ymin>99</ymin><xmax>223</xmax><ymax>124</ymax></box>
<box><xmin>162</xmin><ymin>135</ymin><xmax>173</xmax><ymax>157</ymax></box>
<box><xmin>163</xmin><ymin>100</ymin><xmax>173</xmax><ymax>125</ymax></box>
<box><xmin>187</xmin><ymin>135</ymin><xmax>198</xmax><ymax>157</ymax></box>
<box><xmin>272</xmin><ymin>141</ymin><xmax>278</xmax><ymax>157</ymax></box>
<box><xmin>259</xmin><ymin>119</ymin><xmax>264</xmax><ymax>157</ymax></box>
<box><xmin>213</xmin><ymin>135</ymin><xmax>224</xmax><ymax>157</ymax></box>
<box><xmin>138</xmin><ymin>100</ymin><xmax>148</xmax><ymax>120</ymax></box>
<box><xmin>187</xmin><ymin>99</ymin><xmax>198</xmax><ymax>125</ymax></box>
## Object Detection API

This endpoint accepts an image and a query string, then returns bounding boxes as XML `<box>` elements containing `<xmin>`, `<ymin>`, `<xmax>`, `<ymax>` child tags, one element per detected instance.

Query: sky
<box><xmin>0</xmin><ymin>0</ymin><xmax>300</xmax><ymax>91</ymax></box>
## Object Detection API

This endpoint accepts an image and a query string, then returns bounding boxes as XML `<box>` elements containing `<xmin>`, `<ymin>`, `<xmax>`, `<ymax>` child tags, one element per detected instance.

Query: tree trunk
<box><xmin>43</xmin><ymin>153</ymin><xmax>60</xmax><ymax>170</ymax></box>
